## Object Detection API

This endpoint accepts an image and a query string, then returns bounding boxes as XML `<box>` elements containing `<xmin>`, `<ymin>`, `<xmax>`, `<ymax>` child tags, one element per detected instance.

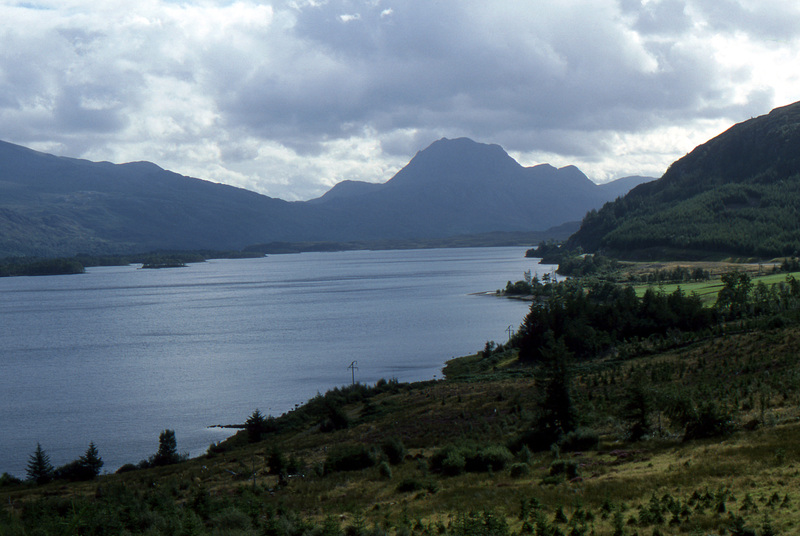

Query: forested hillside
<box><xmin>567</xmin><ymin>101</ymin><xmax>800</xmax><ymax>259</ymax></box>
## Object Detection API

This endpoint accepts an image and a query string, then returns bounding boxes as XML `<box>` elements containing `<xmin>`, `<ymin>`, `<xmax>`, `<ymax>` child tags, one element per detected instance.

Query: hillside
<box><xmin>567</xmin><ymin>101</ymin><xmax>800</xmax><ymax>259</ymax></box>
<box><xmin>0</xmin><ymin>138</ymin><xmax>650</xmax><ymax>257</ymax></box>
<box><xmin>4</xmin><ymin>263</ymin><xmax>800</xmax><ymax>534</ymax></box>
<box><xmin>0</xmin><ymin>140</ymin><xmax>321</xmax><ymax>256</ymax></box>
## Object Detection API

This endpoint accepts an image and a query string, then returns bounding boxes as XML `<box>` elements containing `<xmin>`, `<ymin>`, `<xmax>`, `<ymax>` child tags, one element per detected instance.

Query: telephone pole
<box><xmin>506</xmin><ymin>325</ymin><xmax>515</xmax><ymax>340</ymax></box>
<box><xmin>348</xmin><ymin>360</ymin><xmax>358</xmax><ymax>385</ymax></box>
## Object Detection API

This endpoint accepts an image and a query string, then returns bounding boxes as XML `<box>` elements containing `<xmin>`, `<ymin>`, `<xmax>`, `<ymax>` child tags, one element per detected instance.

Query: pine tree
<box><xmin>538</xmin><ymin>335</ymin><xmax>578</xmax><ymax>437</ymax></box>
<box><xmin>26</xmin><ymin>443</ymin><xmax>54</xmax><ymax>485</ymax></box>
<box><xmin>151</xmin><ymin>429</ymin><xmax>180</xmax><ymax>466</ymax></box>
<box><xmin>245</xmin><ymin>409</ymin><xmax>267</xmax><ymax>443</ymax></box>
<box><xmin>79</xmin><ymin>441</ymin><xmax>103</xmax><ymax>478</ymax></box>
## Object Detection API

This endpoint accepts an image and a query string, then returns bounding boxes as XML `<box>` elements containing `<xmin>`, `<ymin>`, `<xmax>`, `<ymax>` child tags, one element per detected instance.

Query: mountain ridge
<box><xmin>0</xmin><ymin>137</ymin><xmax>652</xmax><ymax>257</ymax></box>
<box><xmin>567</xmin><ymin>100</ymin><xmax>800</xmax><ymax>259</ymax></box>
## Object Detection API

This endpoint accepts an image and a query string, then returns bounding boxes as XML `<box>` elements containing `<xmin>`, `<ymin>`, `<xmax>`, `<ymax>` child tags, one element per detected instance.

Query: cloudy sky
<box><xmin>1</xmin><ymin>0</ymin><xmax>799</xmax><ymax>200</ymax></box>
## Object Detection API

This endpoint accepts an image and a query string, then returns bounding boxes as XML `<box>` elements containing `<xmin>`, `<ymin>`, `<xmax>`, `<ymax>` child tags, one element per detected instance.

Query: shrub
<box><xmin>116</xmin><ymin>463</ymin><xmax>138</xmax><ymax>474</ymax></box>
<box><xmin>396</xmin><ymin>477</ymin><xmax>426</xmax><ymax>493</ymax></box>
<box><xmin>509</xmin><ymin>463</ymin><xmax>531</xmax><ymax>478</ymax></box>
<box><xmin>432</xmin><ymin>443</ymin><xmax>513</xmax><ymax>475</ymax></box>
<box><xmin>210</xmin><ymin>507</ymin><xmax>252</xmax><ymax>531</ymax></box>
<box><xmin>381</xmin><ymin>437</ymin><xmax>407</xmax><ymax>465</ymax></box>
<box><xmin>470</xmin><ymin>445</ymin><xmax>513</xmax><ymax>472</ymax></box>
<box><xmin>513</xmin><ymin>427</ymin><xmax>561</xmax><ymax>453</ymax></box>
<box><xmin>683</xmin><ymin>401</ymin><xmax>735</xmax><ymax>441</ymax></box>
<box><xmin>268</xmin><ymin>446</ymin><xmax>288</xmax><ymax>475</ymax></box>
<box><xmin>378</xmin><ymin>461</ymin><xmax>392</xmax><ymax>480</ymax></box>
<box><xmin>558</xmin><ymin>428</ymin><xmax>599</xmax><ymax>452</ymax></box>
<box><xmin>441</xmin><ymin>450</ymin><xmax>466</xmax><ymax>476</ymax></box>
<box><xmin>548</xmin><ymin>459</ymin><xmax>579</xmax><ymax>480</ymax></box>
<box><xmin>321</xmin><ymin>402</ymin><xmax>351</xmax><ymax>432</ymax></box>
<box><xmin>324</xmin><ymin>445</ymin><xmax>377</xmax><ymax>474</ymax></box>
<box><xmin>397</xmin><ymin>477</ymin><xmax>437</xmax><ymax>494</ymax></box>
<box><xmin>206</xmin><ymin>441</ymin><xmax>229</xmax><ymax>456</ymax></box>
<box><xmin>0</xmin><ymin>472</ymin><xmax>22</xmax><ymax>487</ymax></box>
<box><xmin>54</xmin><ymin>460</ymin><xmax>94</xmax><ymax>482</ymax></box>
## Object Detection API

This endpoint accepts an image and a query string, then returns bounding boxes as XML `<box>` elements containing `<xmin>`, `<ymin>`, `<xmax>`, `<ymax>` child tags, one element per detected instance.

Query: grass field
<box><xmin>632</xmin><ymin>269</ymin><xmax>800</xmax><ymax>306</ymax></box>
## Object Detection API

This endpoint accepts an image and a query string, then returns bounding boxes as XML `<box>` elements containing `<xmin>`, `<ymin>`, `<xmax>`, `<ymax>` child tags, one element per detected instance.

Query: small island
<box><xmin>140</xmin><ymin>261</ymin><xmax>187</xmax><ymax>269</ymax></box>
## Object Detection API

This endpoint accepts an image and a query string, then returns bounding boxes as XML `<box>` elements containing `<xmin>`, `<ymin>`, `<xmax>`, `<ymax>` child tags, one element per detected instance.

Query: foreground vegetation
<box><xmin>5</xmin><ymin>263</ymin><xmax>800</xmax><ymax>534</ymax></box>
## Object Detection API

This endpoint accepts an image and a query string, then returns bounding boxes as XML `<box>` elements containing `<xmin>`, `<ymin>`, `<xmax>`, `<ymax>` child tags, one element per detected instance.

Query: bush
<box><xmin>548</xmin><ymin>459</ymin><xmax>579</xmax><ymax>480</ymax></box>
<box><xmin>396</xmin><ymin>477</ymin><xmax>437</xmax><ymax>494</ymax></box>
<box><xmin>381</xmin><ymin>437</ymin><xmax>407</xmax><ymax>465</ymax></box>
<box><xmin>558</xmin><ymin>428</ymin><xmax>599</xmax><ymax>452</ymax></box>
<box><xmin>321</xmin><ymin>402</ymin><xmax>351</xmax><ymax>432</ymax></box>
<box><xmin>0</xmin><ymin>472</ymin><xmax>22</xmax><ymax>487</ymax></box>
<box><xmin>378</xmin><ymin>461</ymin><xmax>392</xmax><ymax>480</ymax></box>
<box><xmin>396</xmin><ymin>477</ymin><xmax>426</xmax><ymax>493</ymax></box>
<box><xmin>54</xmin><ymin>460</ymin><xmax>94</xmax><ymax>482</ymax></box>
<box><xmin>469</xmin><ymin>445</ymin><xmax>513</xmax><ymax>472</ymax></box>
<box><xmin>513</xmin><ymin>428</ymin><xmax>560</xmax><ymax>453</ymax></box>
<box><xmin>509</xmin><ymin>463</ymin><xmax>531</xmax><ymax>478</ymax></box>
<box><xmin>116</xmin><ymin>463</ymin><xmax>138</xmax><ymax>474</ymax></box>
<box><xmin>210</xmin><ymin>507</ymin><xmax>252</xmax><ymax>531</ymax></box>
<box><xmin>268</xmin><ymin>446</ymin><xmax>288</xmax><ymax>475</ymax></box>
<box><xmin>324</xmin><ymin>445</ymin><xmax>377</xmax><ymax>474</ymax></box>
<box><xmin>432</xmin><ymin>443</ymin><xmax>513</xmax><ymax>475</ymax></box>
<box><xmin>441</xmin><ymin>450</ymin><xmax>467</xmax><ymax>476</ymax></box>
<box><xmin>683</xmin><ymin>401</ymin><xmax>736</xmax><ymax>441</ymax></box>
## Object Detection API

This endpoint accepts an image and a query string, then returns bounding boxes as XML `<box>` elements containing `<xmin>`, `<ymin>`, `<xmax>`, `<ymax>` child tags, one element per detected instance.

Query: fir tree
<box><xmin>151</xmin><ymin>429</ymin><xmax>181</xmax><ymax>466</ymax></box>
<box><xmin>26</xmin><ymin>443</ymin><xmax>54</xmax><ymax>485</ymax></box>
<box><xmin>79</xmin><ymin>441</ymin><xmax>103</xmax><ymax>478</ymax></box>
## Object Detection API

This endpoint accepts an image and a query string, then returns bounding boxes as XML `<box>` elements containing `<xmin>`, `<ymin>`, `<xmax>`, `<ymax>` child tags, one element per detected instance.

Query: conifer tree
<box><xmin>79</xmin><ymin>441</ymin><xmax>103</xmax><ymax>478</ymax></box>
<box><xmin>245</xmin><ymin>409</ymin><xmax>267</xmax><ymax>443</ymax></box>
<box><xmin>26</xmin><ymin>443</ymin><xmax>54</xmax><ymax>485</ymax></box>
<box><xmin>151</xmin><ymin>429</ymin><xmax>180</xmax><ymax>466</ymax></box>
<box><xmin>532</xmin><ymin>334</ymin><xmax>578</xmax><ymax>448</ymax></box>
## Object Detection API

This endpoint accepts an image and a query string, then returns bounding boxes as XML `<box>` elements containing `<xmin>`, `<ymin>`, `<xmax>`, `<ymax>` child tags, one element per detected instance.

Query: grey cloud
<box><xmin>692</xmin><ymin>0</ymin><xmax>800</xmax><ymax>41</ymax></box>
<box><xmin>214</xmin><ymin>0</ymin><xmax>748</xmax><ymax>164</ymax></box>
<box><xmin>621</xmin><ymin>0</ymin><xmax>692</xmax><ymax>35</ymax></box>
<box><xmin>53</xmin><ymin>85</ymin><xmax>129</xmax><ymax>133</ymax></box>
<box><xmin>2</xmin><ymin>0</ymin><xmax>800</xmax><ymax>200</ymax></box>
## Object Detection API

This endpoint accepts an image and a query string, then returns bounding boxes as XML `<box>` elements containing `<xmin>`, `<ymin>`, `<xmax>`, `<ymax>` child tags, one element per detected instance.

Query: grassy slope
<box><xmin>4</xmin><ymin>320</ymin><xmax>800</xmax><ymax>534</ymax></box>
<box><xmin>629</xmin><ymin>267</ymin><xmax>800</xmax><ymax>305</ymax></box>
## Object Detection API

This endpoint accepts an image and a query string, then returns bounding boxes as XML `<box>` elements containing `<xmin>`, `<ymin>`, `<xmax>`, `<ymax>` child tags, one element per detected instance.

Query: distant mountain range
<box><xmin>0</xmin><ymin>137</ymin><xmax>652</xmax><ymax>257</ymax></box>
<box><xmin>567</xmin><ymin>101</ymin><xmax>800</xmax><ymax>260</ymax></box>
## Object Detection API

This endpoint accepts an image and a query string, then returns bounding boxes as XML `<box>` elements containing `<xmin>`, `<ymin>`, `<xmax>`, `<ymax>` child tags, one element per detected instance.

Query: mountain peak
<box><xmin>393</xmin><ymin>137</ymin><xmax>521</xmax><ymax>188</ymax></box>
<box><xmin>415</xmin><ymin>137</ymin><xmax>511</xmax><ymax>161</ymax></box>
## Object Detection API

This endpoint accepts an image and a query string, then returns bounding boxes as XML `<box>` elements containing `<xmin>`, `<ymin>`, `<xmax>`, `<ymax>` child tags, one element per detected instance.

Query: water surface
<box><xmin>0</xmin><ymin>247</ymin><xmax>549</xmax><ymax>476</ymax></box>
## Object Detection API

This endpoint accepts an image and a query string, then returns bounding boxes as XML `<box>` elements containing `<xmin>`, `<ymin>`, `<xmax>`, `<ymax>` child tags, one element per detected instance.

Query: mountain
<box><xmin>307</xmin><ymin>137</ymin><xmax>653</xmax><ymax>240</ymax></box>
<box><xmin>0</xmin><ymin>137</ymin><xmax>651</xmax><ymax>257</ymax></box>
<box><xmin>0</xmin><ymin>140</ymin><xmax>324</xmax><ymax>257</ymax></box>
<box><xmin>597</xmin><ymin>175</ymin><xmax>654</xmax><ymax>199</ymax></box>
<box><xmin>567</xmin><ymin>101</ymin><xmax>800</xmax><ymax>259</ymax></box>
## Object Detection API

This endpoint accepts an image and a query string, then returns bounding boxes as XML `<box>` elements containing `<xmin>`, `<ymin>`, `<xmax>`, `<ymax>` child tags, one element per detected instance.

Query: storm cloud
<box><xmin>1</xmin><ymin>0</ymin><xmax>798</xmax><ymax>199</ymax></box>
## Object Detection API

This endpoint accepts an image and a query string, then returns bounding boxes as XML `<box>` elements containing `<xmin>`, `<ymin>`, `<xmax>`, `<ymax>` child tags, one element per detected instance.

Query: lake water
<box><xmin>0</xmin><ymin>247</ymin><xmax>550</xmax><ymax>477</ymax></box>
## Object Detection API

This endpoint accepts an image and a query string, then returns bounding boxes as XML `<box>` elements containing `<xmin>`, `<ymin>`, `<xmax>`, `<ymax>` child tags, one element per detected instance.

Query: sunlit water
<box><xmin>0</xmin><ymin>247</ymin><xmax>551</xmax><ymax>477</ymax></box>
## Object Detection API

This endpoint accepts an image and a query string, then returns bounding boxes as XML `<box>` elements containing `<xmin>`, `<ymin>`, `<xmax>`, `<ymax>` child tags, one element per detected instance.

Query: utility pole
<box><xmin>506</xmin><ymin>325</ymin><xmax>515</xmax><ymax>341</ymax></box>
<box><xmin>348</xmin><ymin>360</ymin><xmax>358</xmax><ymax>385</ymax></box>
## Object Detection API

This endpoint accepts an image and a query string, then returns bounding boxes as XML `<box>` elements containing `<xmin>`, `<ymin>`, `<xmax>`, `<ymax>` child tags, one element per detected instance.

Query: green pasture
<box><xmin>633</xmin><ymin>270</ymin><xmax>800</xmax><ymax>306</ymax></box>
